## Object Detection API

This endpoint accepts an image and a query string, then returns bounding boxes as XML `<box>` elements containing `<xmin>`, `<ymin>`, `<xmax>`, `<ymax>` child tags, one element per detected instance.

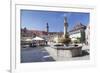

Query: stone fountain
<box><xmin>47</xmin><ymin>16</ymin><xmax>82</xmax><ymax>59</ymax></box>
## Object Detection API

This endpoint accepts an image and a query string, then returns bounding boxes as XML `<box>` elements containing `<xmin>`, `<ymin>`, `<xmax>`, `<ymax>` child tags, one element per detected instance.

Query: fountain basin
<box><xmin>48</xmin><ymin>45</ymin><xmax>82</xmax><ymax>59</ymax></box>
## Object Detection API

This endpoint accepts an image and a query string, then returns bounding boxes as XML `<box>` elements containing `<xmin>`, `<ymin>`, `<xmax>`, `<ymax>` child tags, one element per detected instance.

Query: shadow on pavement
<box><xmin>21</xmin><ymin>47</ymin><xmax>55</xmax><ymax>63</ymax></box>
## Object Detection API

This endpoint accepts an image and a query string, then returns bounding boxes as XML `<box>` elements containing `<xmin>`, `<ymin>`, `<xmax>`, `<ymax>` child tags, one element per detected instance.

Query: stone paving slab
<box><xmin>21</xmin><ymin>46</ymin><xmax>90</xmax><ymax>63</ymax></box>
<box><xmin>21</xmin><ymin>47</ymin><xmax>55</xmax><ymax>63</ymax></box>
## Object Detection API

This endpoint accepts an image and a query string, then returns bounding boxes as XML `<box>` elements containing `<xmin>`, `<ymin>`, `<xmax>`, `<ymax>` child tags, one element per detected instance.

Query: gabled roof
<box><xmin>69</xmin><ymin>22</ymin><xmax>86</xmax><ymax>32</ymax></box>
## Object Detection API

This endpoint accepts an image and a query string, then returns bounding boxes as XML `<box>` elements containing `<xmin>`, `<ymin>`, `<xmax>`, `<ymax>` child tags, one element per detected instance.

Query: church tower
<box><xmin>64</xmin><ymin>17</ymin><xmax>68</xmax><ymax>38</ymax></box>
<box><xmin>46</xmin><ymin>22</ymin><xmax>49</xmax><ymax>34</ymax></box>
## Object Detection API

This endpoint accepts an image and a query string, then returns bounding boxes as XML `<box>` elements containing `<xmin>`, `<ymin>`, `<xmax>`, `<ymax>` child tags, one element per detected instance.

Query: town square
<box><xmin>21</xmin><ymin>10</ymin><xmax>90</xmax><ymax>63</ymax></box>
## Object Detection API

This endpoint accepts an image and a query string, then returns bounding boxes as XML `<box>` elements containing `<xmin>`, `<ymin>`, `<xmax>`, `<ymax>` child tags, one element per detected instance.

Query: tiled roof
<box><xmin>21</xmin><ymin>28</ymin><xmax>63</xmax><ymax>37</ymax></box>
<box><xmin>69</xmin><ymin>22</ymin><xmax>86</xmax><ymax>32</ymax></box>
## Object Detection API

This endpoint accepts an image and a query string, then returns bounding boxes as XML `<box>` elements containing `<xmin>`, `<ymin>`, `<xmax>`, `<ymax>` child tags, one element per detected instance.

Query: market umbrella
<box><xmin>32</xmin><ymin>36</ymin><xmax>44</xmax><ymax>41</ymax></box>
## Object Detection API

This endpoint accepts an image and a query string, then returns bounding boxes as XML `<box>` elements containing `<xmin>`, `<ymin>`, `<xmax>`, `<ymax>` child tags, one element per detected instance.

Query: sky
<box><xmin>21</xmin><ymin>10</ymin><xmax>90</xmax><ymax>32</ymax></box>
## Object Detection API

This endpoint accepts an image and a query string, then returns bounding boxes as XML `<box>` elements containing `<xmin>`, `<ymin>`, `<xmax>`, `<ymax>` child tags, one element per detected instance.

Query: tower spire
<box><xmin>46</xmin><ymin>22</ymin><xmax>49</xmax><ymax>34</ymax></box>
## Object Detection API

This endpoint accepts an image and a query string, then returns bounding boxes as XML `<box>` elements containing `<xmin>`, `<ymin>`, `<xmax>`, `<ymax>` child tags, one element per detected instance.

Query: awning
<box><xmin>32</xmin><ymin>36</ymin><xmax>45</xmax><ymax>41</ymax></box>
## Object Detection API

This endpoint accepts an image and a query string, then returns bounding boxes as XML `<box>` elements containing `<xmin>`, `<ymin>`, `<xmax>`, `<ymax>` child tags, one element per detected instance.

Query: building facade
<box><xmin>85</xmin><ymin>24</ymin><xmax>90</xmax><ymax>46</ymax></box>
<box><xmin>69</xmin><ymin>23</ymin><xmax>86</xmax><ymax>44</ymax></box>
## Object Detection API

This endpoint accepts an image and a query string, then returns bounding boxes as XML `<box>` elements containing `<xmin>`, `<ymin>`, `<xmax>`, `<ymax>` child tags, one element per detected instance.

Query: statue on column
<box><xmin>63</xmin><ymin>16</ymin><xmax>68</xmax><ymax>38</ymax></box>
<box><xmin>58</xmin><ymin>16</ymin><xmax>71</xmax><ymax>46</ymax></box>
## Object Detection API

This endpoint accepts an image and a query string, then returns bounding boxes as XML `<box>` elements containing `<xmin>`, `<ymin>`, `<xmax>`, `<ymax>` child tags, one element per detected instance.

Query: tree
<box><xmin>58</xmin><ymin>33</ymin><xmax>71</xmax><ymax>45</ymax></box>
<box><xmin>80</xmin><ymin>30</ymin><xmax>85</xmax><ymax>43</ymax></box>
<box><xmin>23</xmin><ymin>27</ymin><xmax>27</xmax><ymax>33</ymax></box>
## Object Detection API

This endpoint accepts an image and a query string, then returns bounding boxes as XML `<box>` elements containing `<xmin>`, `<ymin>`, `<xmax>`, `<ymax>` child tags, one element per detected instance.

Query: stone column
<box><xmin>63</xmin><ymin>17</ymin><xmax>68</xmax><ymax>38</ymax></box>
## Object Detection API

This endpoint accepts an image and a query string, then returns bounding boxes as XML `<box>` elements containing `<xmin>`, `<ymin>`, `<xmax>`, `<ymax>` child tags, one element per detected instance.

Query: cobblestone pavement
<box><xmin>21</xmin><ymin>45</ymin><xmax>89</xmax><ymax>63</ymax></box>
<box><xmin>21</xmin><ymin>46</ymin><xmax>55</xmax><ymax>63</ymax></box>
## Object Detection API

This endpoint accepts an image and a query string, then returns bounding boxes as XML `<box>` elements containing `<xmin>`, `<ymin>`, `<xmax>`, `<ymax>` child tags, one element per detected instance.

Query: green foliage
<box><xmin>74</xmin><ymin>40</ymin><xmax>79</xmax><ymax>44</ymax></box>
<box><xmin>80</xmin><ymin>31</ymin><xmax>85</xmax><ymax>43</ymax></box>
<box><xmin>74</xmin><ymin>37</ymin><xmax>81</xmax><ymax>44</ymax></box>
<box><xmin>58</xmin><ymin>33</ymin><xmax>71</xmax><ymax>45</ymax></box>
